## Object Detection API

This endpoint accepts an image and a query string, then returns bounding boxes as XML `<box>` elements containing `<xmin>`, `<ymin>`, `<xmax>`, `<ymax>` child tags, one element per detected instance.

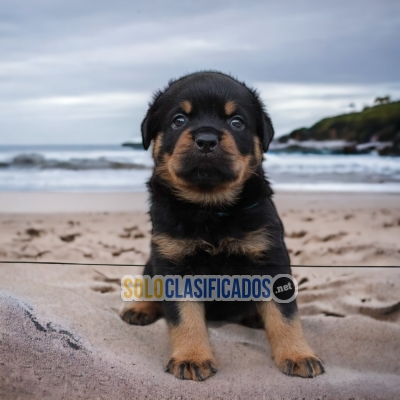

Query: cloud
<box><xmin>0</xmin><ymin>92</ymin><xmax>150</xmax><ymax>120</ymax></box>
<box><xmin>0</xmin><ymin>0</ymin><xmax>399</xmax><ymax>143</ymax></box>
<box><xmin>257</xmin><ymin>82</ymin><xmax>400</xmax><ymax>135</ymax></box>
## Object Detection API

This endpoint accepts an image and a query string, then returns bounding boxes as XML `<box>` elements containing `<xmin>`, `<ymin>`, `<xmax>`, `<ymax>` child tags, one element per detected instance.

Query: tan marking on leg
<box><xmin>121</xmin><ymin>301</ymin><xmax>163</xmax><ymax>325</ymax></box>
<box><xmin>258</xmin><ymin>301</ymin><xmax>324</xmax><ymax>378</ymax></box>
<box><xmin>224</xmin><ymin>100</ymin><xmax>236</xmax><ymax>116</ymax></box>
<box><xmin>180</xmin><ymin>100</ymin><xmax>192</xmax><ymax>114</ymax></box>
<box><xmin>166</xmin><ymin>301</ymin><xmax>217</xmax><ymax>381</ymax></box>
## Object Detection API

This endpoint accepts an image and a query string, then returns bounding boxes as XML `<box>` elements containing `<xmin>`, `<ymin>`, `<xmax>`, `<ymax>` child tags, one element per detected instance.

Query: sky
<box><xmin>1</xmin><ymin>0</ymin><xmax>400</xmax><ymax>145</ymax></box>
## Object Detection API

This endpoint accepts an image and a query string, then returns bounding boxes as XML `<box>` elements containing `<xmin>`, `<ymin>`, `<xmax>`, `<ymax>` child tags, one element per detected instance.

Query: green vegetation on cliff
<box><xmin>279</xmin><ymin>101</ymin><xmax>400</xmax><ymax>144</ymax></box>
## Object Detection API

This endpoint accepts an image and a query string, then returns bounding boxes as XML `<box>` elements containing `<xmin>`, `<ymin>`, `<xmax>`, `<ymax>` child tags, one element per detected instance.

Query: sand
<box><xmin>1</xmin><ymin>191</ymin><xmax>400</xmax><ymax>399</ymax></box>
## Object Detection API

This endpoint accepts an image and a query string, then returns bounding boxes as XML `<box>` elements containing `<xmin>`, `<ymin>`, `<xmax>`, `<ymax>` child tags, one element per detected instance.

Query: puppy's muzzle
<box><xmin>194</xmin><ymin>132</ymin><xmax>219</xmax><ymax>154</ymax></box>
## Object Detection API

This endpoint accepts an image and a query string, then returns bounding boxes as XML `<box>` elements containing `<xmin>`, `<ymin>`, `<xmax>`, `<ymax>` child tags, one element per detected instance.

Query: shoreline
<box><xmin>0</xmin><ymin>190</ymin><xmax>399</xmax><ymax>213</ymax></box>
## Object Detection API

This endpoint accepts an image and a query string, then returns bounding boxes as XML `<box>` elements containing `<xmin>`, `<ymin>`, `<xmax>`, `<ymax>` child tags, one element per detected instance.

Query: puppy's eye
<box><xmin>172</xmin><ymin>114</ymin><xmax>187</xmax><ymax>129</ymax></box>
<box><xmin>230</xmin><ymin>116</ymin><xmax>244</xmax><ymax>130</ymax></box>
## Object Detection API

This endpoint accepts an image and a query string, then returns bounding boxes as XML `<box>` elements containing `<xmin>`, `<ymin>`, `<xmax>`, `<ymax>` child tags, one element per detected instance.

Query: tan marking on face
<box><xmin>181</xmin><ymin>100</ymin><xmax>192</xmax><ymax>114</ymax></box>
<box><xmin>253</xmin><ymin>136</ymin><xmax>263</xmax><ymax>164</ymax></box>
<box><xmin>220</xmin><ymin>129</ymin><xmax>254</xmax><ymax>183</ymax></box>
<box><xmin>153</xmin><ymin>227</ymin><xmax>271</xmax><ymax>262</ymax></box>
<box><xmin>152</xmin><ymin>132</ymin><xmax>164</xmax><ymax>159</ymax></box>
<box><xmin>167</xmin><ymin>301</ymin><xmax>217</xmax><ymax>381</ymax></box>
<box><xmin>258</xmin><ymin>301</ymin><xmax>324</xmax><ymax>377</ymax></box>
<box><xmin>155</xmin><ymin>129</ymin><xmax>259</xmax><ymax>206</ymax></box>
<box><xmin>170</xmin><ymin>182</ymin><xmax>242</xmax><ymax>206</ymax></box>
<box><xmin>224</xmin><ymin>100</ymin><xmax>236</xmax><ymax>116</ymax></box>
<box><xmin>156</xmin><ymin>129</ymin><xmax>240</xmax><ymax>206</ymax></box>
<box><xmin>155</xmin><ymin>129</ymin><xmax>193</xmax><ymax>187</ymax></box>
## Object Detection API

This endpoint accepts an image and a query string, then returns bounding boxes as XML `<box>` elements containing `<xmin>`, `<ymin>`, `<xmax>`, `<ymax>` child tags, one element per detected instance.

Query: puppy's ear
<box><xmin>141</xmin><ymin>111</ymin><xmax>154</xmax><ymax>151</ymax></box>
<box><xmin>141</xmin><ymin>90</ymin><xmax>164</xmax><ymax>150</ymax></box>
<box><xmin>260</xmin><ymin>112</ymin><xmax>275</xmax><ymax>152</ymax></box>
<box><xmin>247</xmin><ymin>86</ymin><xmax>275</xmax><ymax>152</ymax></box>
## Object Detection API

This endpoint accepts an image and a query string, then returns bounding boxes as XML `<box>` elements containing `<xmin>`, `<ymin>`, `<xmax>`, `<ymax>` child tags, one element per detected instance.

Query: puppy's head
<box><xmin>142</xmin><ymin>71</ymin><xmax>274</xmax><ymax>206</ymax></box>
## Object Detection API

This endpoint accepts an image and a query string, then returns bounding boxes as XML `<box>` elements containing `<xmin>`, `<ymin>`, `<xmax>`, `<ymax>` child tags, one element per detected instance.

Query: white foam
<box><xmin>273</xmin><ymin>182</ymin><xmax>400</xmax><ymax>193</ymax></box>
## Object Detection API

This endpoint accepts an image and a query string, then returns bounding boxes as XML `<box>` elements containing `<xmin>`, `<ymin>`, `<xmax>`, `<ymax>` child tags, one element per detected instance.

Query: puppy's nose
<box><xmin>194</xmin><ymin>133</ymin><xmax>219</xmax><ymax>153</ymax></box>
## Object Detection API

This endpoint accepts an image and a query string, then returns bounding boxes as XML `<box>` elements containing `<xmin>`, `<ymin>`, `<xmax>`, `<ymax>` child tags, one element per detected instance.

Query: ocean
<box><xmin>1</xmin><ymin>144</ymin><xmax>400</xmax><ymax>193</ymax></box>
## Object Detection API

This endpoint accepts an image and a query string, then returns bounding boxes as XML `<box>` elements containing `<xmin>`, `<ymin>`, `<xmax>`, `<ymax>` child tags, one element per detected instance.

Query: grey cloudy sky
<box><xmin>1</xmin><ymin>0</ymin><xmax>400</xmax><ymax>144</ymax></box>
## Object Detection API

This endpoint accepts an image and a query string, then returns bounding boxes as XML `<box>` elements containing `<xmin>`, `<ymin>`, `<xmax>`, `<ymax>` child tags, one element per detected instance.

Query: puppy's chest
<box><xmin>152</xmin><ymin>216</ymin><xmax>271</xmax><ymax>262</ymax></box>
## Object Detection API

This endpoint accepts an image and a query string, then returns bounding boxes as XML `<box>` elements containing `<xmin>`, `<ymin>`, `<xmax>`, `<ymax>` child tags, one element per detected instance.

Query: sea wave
<box><xmin>0</xmin><ymin>145</ymin><xmax>400</xmax><ymax>192</ymax></box>
<box><xmin>269</xmin><ymin>139</ymin><xmax>396</xmax><ymax>155</ymax></box>
<box><xmin>0</xmin><ymin>153</ymin><xmax>151</xmax><ymax>170</ymax></box>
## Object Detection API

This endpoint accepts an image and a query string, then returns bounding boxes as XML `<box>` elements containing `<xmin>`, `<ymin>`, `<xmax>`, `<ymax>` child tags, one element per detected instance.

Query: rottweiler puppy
<box><xmin>121</xmin><ymin>71</ymin><xmax>324</xmax><ymax>381</ymax></box>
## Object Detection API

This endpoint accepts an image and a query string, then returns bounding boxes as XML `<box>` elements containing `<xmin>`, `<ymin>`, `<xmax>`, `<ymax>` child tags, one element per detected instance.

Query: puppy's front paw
<box><xmin>165</xmin><ymin>357</ymin><xmax>217</xmax><ymax>381</ymax></box>
<box><xmin>275</xmin><ymin>354</ymin><xmax>325</xmax><ymax>378</ymax></box>
<box><xmin>120</xmin><ymin>301</ymin><xmax>162</xmax><ymax>326</ymax></box>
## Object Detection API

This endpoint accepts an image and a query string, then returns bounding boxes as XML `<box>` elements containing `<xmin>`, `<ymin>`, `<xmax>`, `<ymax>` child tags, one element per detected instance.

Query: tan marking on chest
<box><xmin>152</xmin><ymin>228</ymin><xmax>271</xmax><ymax>262</ymax></box>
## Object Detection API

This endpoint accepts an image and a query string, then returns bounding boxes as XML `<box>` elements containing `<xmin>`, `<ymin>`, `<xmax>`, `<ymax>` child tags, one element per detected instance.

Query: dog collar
<box><xmin>215</xmin><ymin>200</ymin><xmax>261</xmax><ymax>217</ymax></box>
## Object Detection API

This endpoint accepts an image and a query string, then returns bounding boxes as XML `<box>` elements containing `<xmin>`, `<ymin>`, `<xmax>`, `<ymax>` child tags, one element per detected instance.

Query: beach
<box><xmin>1</xmin><ymin>190</ymin><xmax>400</xmax><ymax>399</ymax></box>
<box><xmin>2</xmin><ymin>0</ymin><xmax>400</xmax><ymax>397</ymax></box>
<box><xmin>1</xmin><ymin>191</ymin><xmax>399</xmax><ymax>266</ymax></box>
